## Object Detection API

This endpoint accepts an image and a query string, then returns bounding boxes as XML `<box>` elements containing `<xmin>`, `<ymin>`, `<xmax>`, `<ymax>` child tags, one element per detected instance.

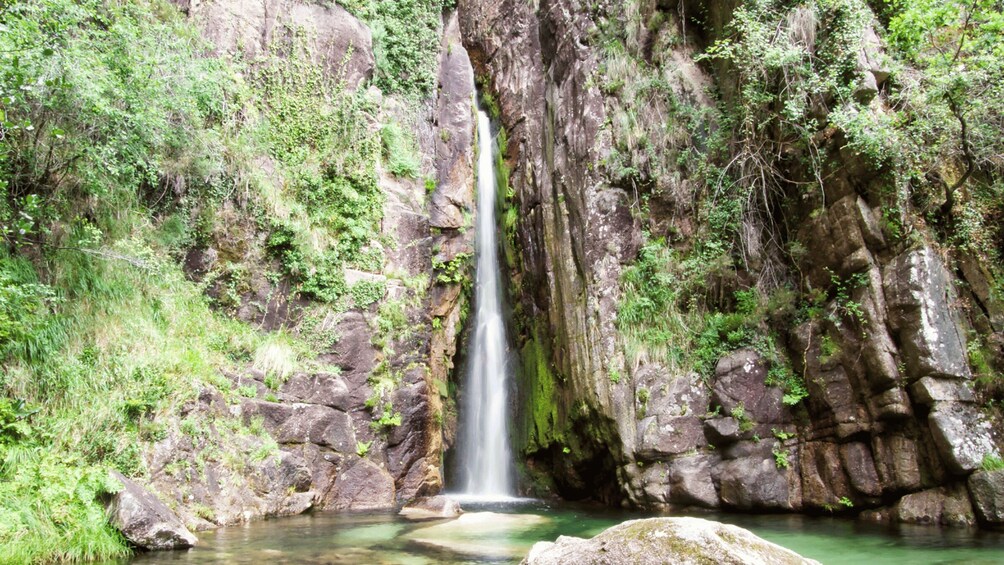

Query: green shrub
<box><xmin>351</xmin><ymin>280</ymin><xmax>387</xmax><ymax>309</ymax></box>
<box><xmin>366</xmin><ymin>0</ymin><xmax>451</xmax><ymax>96</ymax></box>
<box><xmin>380</xmin><ymin>122</ymin><xmax>420</xmax><ymax>178</ymax></box>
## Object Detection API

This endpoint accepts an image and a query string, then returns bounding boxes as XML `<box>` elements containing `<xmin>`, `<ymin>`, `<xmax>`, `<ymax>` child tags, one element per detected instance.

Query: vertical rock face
<box><xmin>170</xmin><ymin>0</ymin><xmax>375</xmax><ymax>88</ymax></box>
<box><xmin>460</xmin><ymin>0</ymin><xmax>1002</xmax><ymax>527</ymax></box>
<box><xmin>429</xmin><ymin>12</ymin><xmax>477</xmax><ymax>457</ymax></box>
<box><xmin>459</xmin><ymin>0</ymin><xmax>639</xmax><ymax>501</ymax></box>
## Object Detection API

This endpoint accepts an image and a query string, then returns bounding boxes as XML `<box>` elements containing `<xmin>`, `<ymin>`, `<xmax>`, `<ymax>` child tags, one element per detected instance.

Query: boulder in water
<box><xmin>521</xmin><ymin>517</ymin><xmax>819</xmax><ymax>565</ymax></box>
<box><xmin>408</xmin><ymin>512</ymin><xmax>550</xmax><ymax>559</ymax></box>
<box><xmin>399</xmin><ymin>495</ymin><xmax>463</xmax><ymax>521</ymax></box>
<box><xmin>107</xmin><ymin>471</ymin><xmax>197</xmax><ymax>550</ymax></box>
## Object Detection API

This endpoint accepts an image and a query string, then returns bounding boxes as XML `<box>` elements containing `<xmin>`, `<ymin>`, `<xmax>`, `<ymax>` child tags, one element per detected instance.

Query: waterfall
<box><xmin>457</xmin><ymin>109</ymin><xmax>514</xmax><ymax>498</ymax></box>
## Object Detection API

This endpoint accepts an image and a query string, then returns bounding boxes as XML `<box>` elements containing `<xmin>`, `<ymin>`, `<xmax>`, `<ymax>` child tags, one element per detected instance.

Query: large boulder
<box><xmin>239</xmin><ymin>400</ymin><xmax>356</xmax><ymax>453</ymax></box>
<box><xmin>711</xmin><ymin>350</ymin><xmax>788</xmax><ymax>425</ymax></box>
<box><xmin>107</xmin><ymin>471</ymin><xmax>197</xmax><ymax>550</ymax></box>
<box><xmin>968</xmin><ymin>469</ymin><xmax>1004</xmax><ymax>526</ymax></box>
<box><xmin>635</xmin><ymin>372</ymin><xmax>708</xmax><ymax>459</ymax></box>
<box><xmin>717</xmin><ymin>444</ymin><xmax>801</xmax><ymax>511</ymax></box>
<box><xmin>522</xmin><ymin>517</ymin><xmax>819</xmax><ymax>564</ymax></box>
<box><xmin>927</xmin><ymin>402</ymin><xmax>998</xmax><ymax>474</ymax></box>
<box><xmin>667</xmin><ymin>454</ymin><xmax>720</xmax><ymax>508</ymax></box>
<box><xmin>893</xmin><ymin>484</ymin><xmax>975</xmax><ymax>527</ymax></box>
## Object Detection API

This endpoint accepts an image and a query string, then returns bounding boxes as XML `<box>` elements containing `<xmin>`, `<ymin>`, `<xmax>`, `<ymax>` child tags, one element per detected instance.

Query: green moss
<box><xmin>517</xmin><ymin>328</ymin><xmax>562</xmax><ymax>453</ymax></box>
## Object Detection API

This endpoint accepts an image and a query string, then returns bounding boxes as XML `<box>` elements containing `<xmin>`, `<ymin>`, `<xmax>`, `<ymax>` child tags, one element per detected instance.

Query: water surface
<box><xmin>122</xmin><ymin>501</ymin><xmax>1004</xmax><ymax>564</ymax></box>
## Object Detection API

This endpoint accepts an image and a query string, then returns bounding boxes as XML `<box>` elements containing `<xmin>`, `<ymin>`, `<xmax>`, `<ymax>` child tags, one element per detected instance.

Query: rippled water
<box><xmin>118</xmin><ymin>500</ymin><xmax>1004</xmax><ymax>564</ymax></box>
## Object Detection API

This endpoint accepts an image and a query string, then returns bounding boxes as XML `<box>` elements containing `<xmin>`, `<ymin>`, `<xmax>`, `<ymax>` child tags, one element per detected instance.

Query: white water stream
<box><xmin>457</xmin><ymin>110</ymin><xmax>514</xmax><ymax>498</ymax></box>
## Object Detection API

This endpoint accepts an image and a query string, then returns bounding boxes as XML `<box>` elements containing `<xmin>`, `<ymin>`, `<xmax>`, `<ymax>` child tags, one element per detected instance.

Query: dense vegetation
<box><xmin>0</xmin><ymin>0</ymin><xmax>444</xmax><ymax>561</ymax></box>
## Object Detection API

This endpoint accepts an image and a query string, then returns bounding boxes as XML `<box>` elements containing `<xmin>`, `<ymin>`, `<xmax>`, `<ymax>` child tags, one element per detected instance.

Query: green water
<box><xmin>121</xmin><ymin>501</ymin><xmax>1004</xmax><ymax>564</ymax></box>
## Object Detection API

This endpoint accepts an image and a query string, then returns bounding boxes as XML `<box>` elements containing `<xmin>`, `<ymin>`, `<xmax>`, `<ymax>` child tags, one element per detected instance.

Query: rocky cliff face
<box><xmin>459</xmin><ymin>0</ymin><xmax>1004</xmax><ymax>528</ymax></box>
<box><xmin>138</xmin><ymin>1</ymin><xmax>477</xmax><ymax>530</ymax></box>
<box><xmin>120</xmin><ymin>0</ymin><xmax>1001</xmax><ymax>534</ymax></box>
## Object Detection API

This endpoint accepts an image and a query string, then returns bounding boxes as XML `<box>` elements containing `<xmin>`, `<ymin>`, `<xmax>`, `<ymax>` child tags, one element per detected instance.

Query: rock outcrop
<box><xmin>107</xmin><ymin>471</ymin><xmax>198</xmax><ymax>551</ymax></box>
<box><xmin>170</xmin><ymin>0</ymin><xmax>374</xmax><ymax>87</ymax></box>
<box><xmin>141</xmin><ymin>3</ymin><xmax>477</xmax><ymax>532</ymax></box>
<box><xmin>522</xmin><ymin>517</ymin><xmax>819</xmax><ymax>565</ymax></box>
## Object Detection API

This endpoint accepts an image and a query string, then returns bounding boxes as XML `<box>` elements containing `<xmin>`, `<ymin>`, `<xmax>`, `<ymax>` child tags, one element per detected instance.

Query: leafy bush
<box><xmin>0</xmin><ymin>254</ymin><xmax>63</xmax><ymax>364</ymax></box>
<box><xmin>380</xmin><ymin>121</ymin><xmax>421</xmax><ymax>178</ymax></box>
<box><xmin>0</xmin><ymin>457</ymin><xmax>128</xmax><ymax>564</ymax></box>
<box><xmin>351</xmin><ymin>280</ymin><xmax>387</xmax><ymax>308</ymax></box>
<box><xmin>368</xmin><ymin>0</ymin><xmax>450</xmax><ymax>97</ymax></box>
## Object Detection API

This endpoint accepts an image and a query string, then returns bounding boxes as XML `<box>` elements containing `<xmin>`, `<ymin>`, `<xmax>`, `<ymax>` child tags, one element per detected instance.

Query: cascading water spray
<box><xmin>456</xmin><ymin>108</ymin><xmax>514</xmax><ymax>498</ymax></box>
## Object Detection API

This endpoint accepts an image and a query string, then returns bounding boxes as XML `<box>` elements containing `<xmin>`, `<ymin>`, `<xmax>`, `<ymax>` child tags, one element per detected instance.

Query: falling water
<box><xmin>457</xmin><ymin>109</ymin><xmax>513</xmax><ymax>497</ymax></box>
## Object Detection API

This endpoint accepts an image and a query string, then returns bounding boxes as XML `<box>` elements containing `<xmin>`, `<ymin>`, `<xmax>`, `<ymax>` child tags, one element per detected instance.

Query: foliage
<box><xmin>351</xmin><ymin>280</ymin><xmax>387</xmax><ymax>309</ymax></box>
<box><xmin>0</xmin><ymin>1</ymin><xmax>333</xmax><ymax>559</ymax></box>
<box><xmin>982</xmin><ymin>453</ymin><xmax>1004</xmax><ymax>471</ymax></box>
<box><xmin>0</xmin><ymin>0</ymin><xmax>237</xmax><ymax>245</ymax></box>
<box><xmin>772</xmin><ymin>427</ymin><xmax>796</xmax><ymax>441</ymax></box>
<box><xmin>0</xmin><ymin>254</ymin><xmax>63</xmax><ymax>363</ymax></box>
<box><xmin>355</xmin><ymin>440</ymin><xmax>372</xmax><ymax>457</ymax></box>
<box><xmin>618</xmin><ymin>234</ymin><xmax>806</xmax><ymax>403</ymax></box>
<box><xmin>380</xmin><ymin>121</ymin><xmax>420</xmax><ymax>178</ymax></box>
<box><xmin>366</xmin><ymin>0</ymin><xmax>450</xmax><ymax>97</ymax></box>
<box><xmin>433</xmin><ymin>252</ymin><xmax>472</xmax><ymax>285</ymax></box>
<box><xmin>255</xmin><ymin>30</ymin><xmax>384</xmax><ymax>287</ymax></box>
<box><xmin>0</xmin><ymin>397</ymin><xmax>37</xmax><ymax>444</ymax></box>
<box><xmin>0</xmin><ymin>455</ymin><xmax>128</xmax><ymax>564</ymax></box>
<box><xmin>608</xmin><ymin>368</ymin><xmax>621</xmax><ymax>384</ymax></box>
<box><xmin>698</xmin><ymin>0</ymin><xmax>877</xmax><ymax>247</ymax></box>
<box><xmin>371</xmin><ymin>402</ymin><xmax>402</xmax><ymax>430</ymax></box>
<box><xmin>772</xmin><ymin>446</ymin><xmax>790</xmax><ymax>469</ymax></box>
<box><xmin>731</xmin><ymin>402</ymin><xmax>755</xmax><ymax>432</ymax></box>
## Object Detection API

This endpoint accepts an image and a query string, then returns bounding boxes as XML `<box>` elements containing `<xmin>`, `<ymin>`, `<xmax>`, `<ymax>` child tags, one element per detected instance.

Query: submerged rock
<box><xmin>107</xmin><ymin>471</ymin><xmax>197</xmax><ymax>551</ymax></box>
<box><xmin>408</xmin><ymin>512</ymin><xmax>550</xmax><ymax>559</ymax></box>
<box><xmin>522</xmin><ymin>517</ymin><xmax>818</xmax><ymax>565</ymax></box>
<box><xmin>399</xmin><ymin>495</ymin><xmax>463</xmax><ymax>521</ymax></box>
